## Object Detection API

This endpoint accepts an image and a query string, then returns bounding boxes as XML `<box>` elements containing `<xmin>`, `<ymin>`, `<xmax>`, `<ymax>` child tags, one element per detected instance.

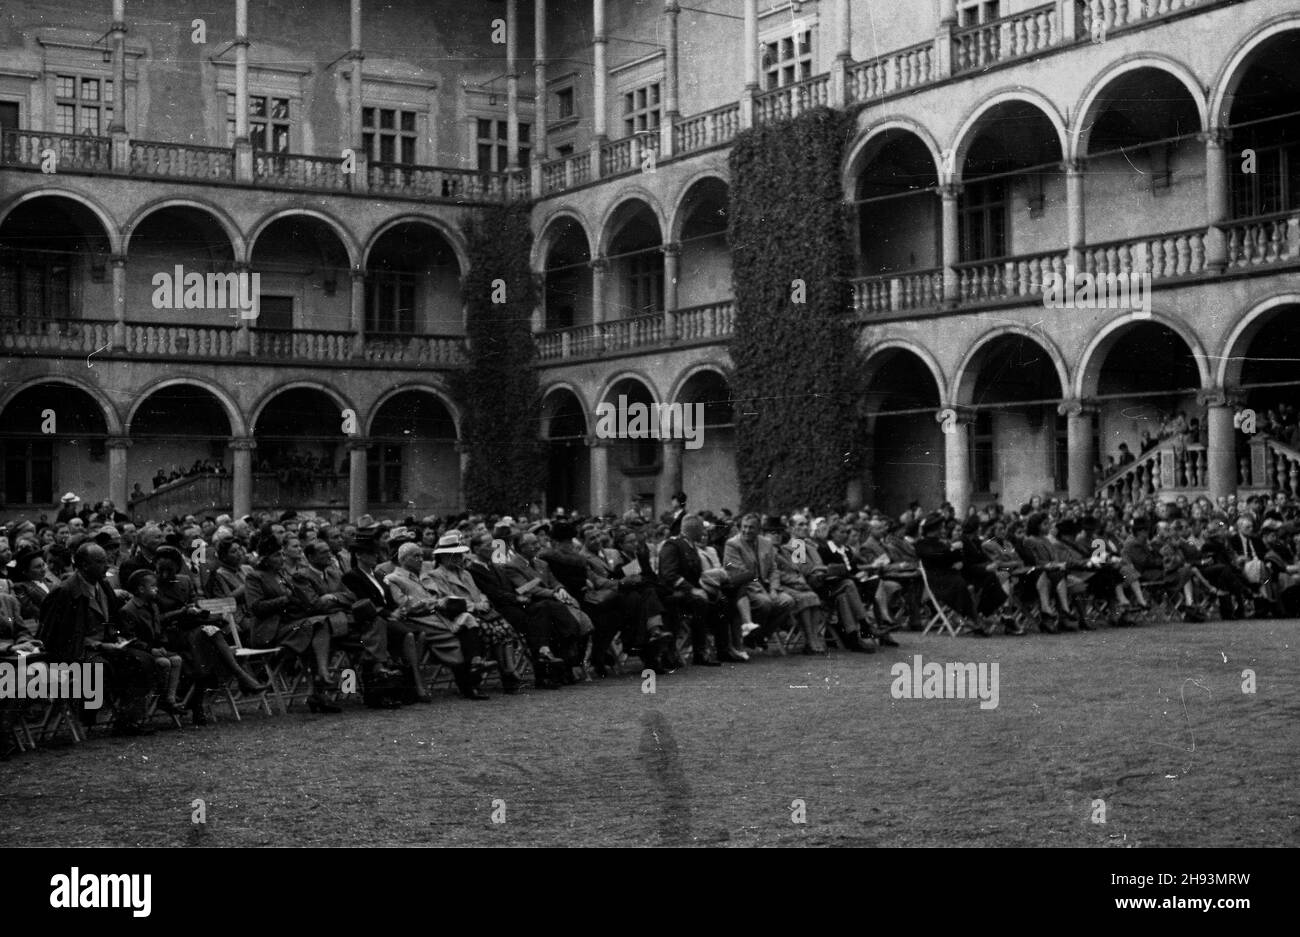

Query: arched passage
<box><xmin>859</xmin><ymin>347</ymin><xmax>944</xmax><ymax>515</ymax></box>
<box><xmin>251</xmin><ymin>386</ymin><xmax>351</xmax><ymax>512</ymax></box>
<box><xmin>541</xmin><ymin>386</ymin><xmax>589</xmax><ymax>513</ymax></box>
<box><xmin>367</xmin><ymin>388</ymin><xmax>460</xmax><ymax>514</ymax></box>
<box><xmin>0</xmin><ymin>381</ymin><xmax>112</xmax><ymax>511</ymax></box>
<box><xmin>249</xmin><ymin>213</ymin><xmax>353</xmax><ymax>333</ymax></box>
<box><xmin>600</xmin><ymin>376</ymin><xmax>660</xmax><ymax>515</ymax></box>
<box><xmin>364</xmin><ymin>220</ymin><xmax>464</xmax><ymax>340</ymax></box>
<box><xmin>602</xmin><ymin>199</ymin><xmax>664</xmax><ymax>321</ymax></box>
<box><xmin>538</xmin><ymin>215</ymin><xmax>592</xmax><ymax>330</ymax></box>
<box><xmin>954</xmin><ymin>333</ymin><xmax>1067</xmax><ymax>504</ymax></box>
<box><xmin>849</xmin><ymin>128</ymin><xmax>941</xmax><ymax>280</ymax></box>
<box><xmin>126</xmin><ymin>383</ymin><xmax>235</xmax><ymax>510</ymax></box>
<box><xmin>675</xmin><ymin>368</ymin><xmax>737</xmax><ymax>513</ymax></box>
<box><xmin>0</xmin><ymin>194</ymin><xmax>114</xmax><ymax>325</ymax></box>
<box><xmin>671</xmin><ymin>177</ymin><xmax>730</xmax><ymax>309</ymax></box>
<box><xmin>126</xmin><ymin>205</ymin><xmax>238</xmax><ymax>327</ymax></box>
<box><xmin>1221</xmin><ymin>300</ymin><xmax>1300</xmax><ymax>448</ymax></box>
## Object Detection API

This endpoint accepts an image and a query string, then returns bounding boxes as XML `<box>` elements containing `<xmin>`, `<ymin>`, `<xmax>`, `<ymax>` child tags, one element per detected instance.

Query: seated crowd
<box><xmin>2</xmin><ymin>485</ymin><xmax>1298</xmax><ymax>749</ymax></box>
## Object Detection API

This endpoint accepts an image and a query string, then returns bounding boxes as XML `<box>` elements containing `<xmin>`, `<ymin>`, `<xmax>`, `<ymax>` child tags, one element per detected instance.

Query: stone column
<box><xmin>662</xmin><ymin>241</ymin><xmax>680</xmax><ymax>340</ymax></box>
<box><xmin>943</xmin><ymin>407</ymin><xmax>973</xmax><ymax>515</ymax></box>
<box><xmin>1065</xmin><ymin>158</ymin><xmax>1086</xmax><ymax>273</ymax></box>
<box><xmin>588</xmin><ymin>436</ymin><xmax>610</xmax><ymax>516</ymax></box>
<box><xmin>347</xmin><ymin>438</ymin><xmax>369</xmax><ymax>522</ymax></box>
<box><xmin>936</xmin><ymin>0</ymin><xmax>957</xmax><ymax>79</ymax></box>
<box><xmin>106</xmin><ymin>435</ymin><xmax>131</xmax><ymax>511</ymax></box>
<box><xmin>658</xmin><ymin>439</ymin><xmax>683</xmax><ymax>513</ymax></box>
<box><xmin>457</xmin><ymin>442</ymin><xmax>471</xmax><ymax>513</ymax></box>
<box><xmin>1203</xmin><ymin>129</ymin><xmax>1230</xmax><ymax>272</ymax></box>
<box><xmin>1200</xmin><ymin>388</ymin><xmax>1240</xmax><ymax>503</ymax></box>
<box><xmin>350</xmin><ymin>267</ymin><xmax>366</xmax><ymax>357</ymax></box>
<box><xmin>233</xmin><ymin>0</ymin><xmax>252</xmax><ymax>183</ymax></box>
<box><xmin>506</xmin><ymin>0</ymin><xmax>520</xmax><ymax>170</ymax></box>
<box><xmin>831</xmin><ymin>0</ymin><xmax>851</xmax><ymax>106</ymax></box>
<box><xmin>109</xmin><ymin>0</ymin><xmax>129</xmax><ymax>166</ymax></box>
<box><xmin>110</xmin><ymin>254</ymin><xmax>127</xmax><ymax>347</ymax></box>
<box><xmin>661</xmin><ymin>1</ymin><xmax>680</xmax><ymax>156</ymax></box>
<box><xmin>234</xmin><ymin>261</ymin><xmax>253</xmax><ymax>355</ymax></box>
<box><xmin>229</xmin><ymin>436</ymin><xmax>256</xmax><ymax>518</ymax></box>
<box><xmin>590</xmin><ymin>0</ymin><xmax>607</xmax><ymax>178</ymax></box>
<box><xmin>1059</xmin><ymin>398</ymin><xmax>1097</xmax><ymax>500</ymax></box>
<box><xmin>590</xmin><ymin>256</ymin><xmax>608</xmax><ymax>325</ymax></box>
<box><xmin>533</xmin><ymin>0</ymin><xmax>548</xmax><ymax>192</ymax></box>
<box><xmin>348</xmin><ymin>0</ymin><xmax>367</xmax><ymax>192</ymax></box>
<box><xmin>741</xmin><ymin>0</ymin><xmax>757</xmax><ymax>128</ymax></box>
<box><xmin>940</xmin><ymin>183</ymin><xmax>961</xmax><ymax>306</ymax></box>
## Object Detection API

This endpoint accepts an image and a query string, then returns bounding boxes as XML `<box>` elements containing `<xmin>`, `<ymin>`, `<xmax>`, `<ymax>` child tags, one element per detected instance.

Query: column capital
<box><xmin>1196</xmin><ymin>386</ymin><xmax>1245</xmax><ymax>409</ymax></box>
<box><xmin>941</xmin><ymin>405</ymin><xmax>977</xmax><ymax>426</ymax></box>
<box><xmin>348</xmin><ymin>49</ymin><xmax>365</xmax><ymax>62</ymax></box>
<box><xmin>1057</xmin><ymin>398</ymin><xmax>1099</xmax><ymax>418</ymax></box>
<box><xmin>1061</xmin><ymin>157</ymin><xmax>1087</xmax><ymax>175</ymax></box>
<box><xmin>227</xmin><ymin>436</ymin><xmax>258</xmax><ymax>451</ymax></box>
<box><xmin>664</xmin><ymin>0</ymin><xmax>680</xmax><ymax>12</ymax></box>
<box><xmin>589</xmin><ymin>256</ymin><xmax>609</xmax><ymax>272</ymax></box>
<box><xmin>232</xmin><ymin>260</ymin><xmax>252</xmax><ymax>273</ymax></box>
<box><xmin>109</xmin><ymin>253</ymin><xmax>128</xmax><ymax>267</ymax></box>
<box><xmin>1199</xmin><ymin>128</ymin><xmax>1231</xmax><ymax>148</ymax></box>
<box><xmin>938</xmin><ymin>182</ymin><xmax>962</xmax><ymax>200</ymax></box>
<box><xmin>105</xmin><ymin>435</ymin><xmax>132</xmax><ymax>450</ymax></box>
<box><xmin>351</xmin><ymin>266</ymin><xmax>366</xmax><ymax>282</ymax></box>
<box><xmin>586</xmin><ymin>434</ymin><xmax>613</xmax><ymax>448</ymax></box>
<box><xmin>346</xmin><ymin>436</ymin><xmax>373</xmax><ymax>451</ymax></box>
<box><xmin>662</xmin><ymin>241</ymin><xmax>682</xmax><ymax>257</ymax></box>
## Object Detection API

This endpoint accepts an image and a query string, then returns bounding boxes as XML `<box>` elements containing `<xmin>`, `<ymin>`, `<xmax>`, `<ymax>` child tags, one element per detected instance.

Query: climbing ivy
<box><xmin>453</xmin><ymin>202</ymin><xmax>545</xmax><ymax>515</ymax></box>
<box><xmin>728</xmin><ymin>105</ymin><xmax>861</xmax><ymax>513</ymax></box>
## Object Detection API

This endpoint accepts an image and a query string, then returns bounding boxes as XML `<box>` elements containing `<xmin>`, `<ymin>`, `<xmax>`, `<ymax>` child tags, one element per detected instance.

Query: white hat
<box><xmin>60</xmin><ymin>492</ymin><xmax>80</xmax><ymax>503</ymax></box>
<box><xmin>433</xmin><ymin>531</ymin><xmax>469</xmax><ymax>555</ymax></box>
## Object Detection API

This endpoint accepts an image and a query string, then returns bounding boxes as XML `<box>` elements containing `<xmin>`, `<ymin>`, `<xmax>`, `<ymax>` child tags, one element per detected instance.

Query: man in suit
<box><xmin>658</xmin><ymin>514</ymin><xmax>735</xmax><ymax>665</ymax></box>
<box><xmin>38</xmin><ymin>543</ymin><xmax>154</xmax><ymax>735</ymax></box>
<box><xmin>339</xmin><ymin>529</ymin><xmax>426</xmax><ymax>703</ymax></box>
<box><xmin>723</xmin><ymin>513</ymin><xmax>794</xmax><ymax>645</ymax></box>
<box><xmin>467</xmin><ymin>531</ymin><xmax>576</xmax><ymax>688</ymax></box>
<box><xmin>667</xmin><ymin>491</ymin><xmax>688</xmax><ymax>537</ymax></box>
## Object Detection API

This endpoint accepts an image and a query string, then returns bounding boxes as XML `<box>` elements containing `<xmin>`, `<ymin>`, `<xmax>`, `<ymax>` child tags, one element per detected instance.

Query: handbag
<box><xmin>1243</xmin><ymin>558</ymin><xmax>1265</xmax><ymax>584</ymax></box>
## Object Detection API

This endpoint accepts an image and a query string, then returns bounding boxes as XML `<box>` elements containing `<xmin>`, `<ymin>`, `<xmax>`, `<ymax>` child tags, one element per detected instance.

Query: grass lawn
<box><xmin>2</xmin><ymin>617</ymin><xmax>1297</xmax><ymax>847</ymax></box>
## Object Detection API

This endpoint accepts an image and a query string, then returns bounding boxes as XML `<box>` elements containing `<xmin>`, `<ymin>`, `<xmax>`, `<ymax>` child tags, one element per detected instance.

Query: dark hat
<box><xmin>1056</xmin><ymin>518</ymin><xmax>1080</xmax><ymax>538</ymax></box>
<box><xmin>255</xmin><ymin>533</ymin><xmax>283</xmax><ymax>557</ymax></box>
<box><xmin>280</xmin><ymin>510</ymin><xmax>298</xmax><ymax>522</ymax></box>
<box><xmin>154</xmin><ymin>545</ymin><xmax>185</xmax><ymax>566</ymax></box>
<box><xmin>921</xmin><ymin>514</ymin><xmax>945</xmax><ymax>536</ymax></box>
<box><xmin>761</xmin><ymin>514</ymin><xmax>785</xmax><ymax>533</ymax></box>
<box><xmin>126</xmin><ymin>568</ymin><xmax>156</xmax><ymax>593</ymax></box>
<box><xmin>12</xmin><ymin>545</ymin><xmax>43</xmax><ymax>576</ymax></box>
<box><xmin>551</xmin><ymin>520</ymin><xmax>576</xmax><ymax>542</ymax></box>
<box><xmin>673</xmin><ymin>491</ymin><xmax>687</xmax><ymax>504</ymax></box>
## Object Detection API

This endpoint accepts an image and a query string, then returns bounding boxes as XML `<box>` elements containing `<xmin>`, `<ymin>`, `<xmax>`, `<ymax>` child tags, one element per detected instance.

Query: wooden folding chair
<box><xmin>918</xmin><ymin>563</ymin><xmax>959</xmax><ymax>637</ymax></box>
<box><xmin>195</xmin><ymin>597</ymin><xmax>283</xmax><ymax>717</ymax></box>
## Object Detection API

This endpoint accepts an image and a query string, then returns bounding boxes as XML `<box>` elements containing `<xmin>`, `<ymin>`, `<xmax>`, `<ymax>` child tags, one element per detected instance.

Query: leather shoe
<box><xmin>462</xmin><ymin>688</ymin><xmax>491</xmax><ymax>701</ymax></box>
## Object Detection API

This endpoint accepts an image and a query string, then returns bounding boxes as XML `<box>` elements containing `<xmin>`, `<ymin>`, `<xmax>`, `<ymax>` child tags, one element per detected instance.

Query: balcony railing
<box><xmin>1079</xmin><ymin>0</ymin><xmax>1203</xmax><ymax>38</ymax></box>
<box><xmin>600</xmin><ymin>134</ymin><xmax>661</xmax><ymax>177</ymax></box>
<box><xmin>1082</xmin><ymin>226</ymin><xmax>1208</xmax><ymax>281</ymax></box>
<box><xmin>253</xmin><ymin>151</ymin><xmax>351</xmax><ymax>192</ymax></box>
<box><xmin>540</xmin><ymin>150</ymin><xmax>592</xmax><ymax>194</ymax></box>
<box><xmin>124</xmin><ymin>321</ymin><xmax>239</xmax><ymax>357</ymax></box>
<box><xmin>955</xmin><ymin>248</ymin><xmax>1069</xmax><ymax>304</ymax></box>
<box><xmin>1225</xmin><ymin>211</ymin><xmax>1300</xmax><ymax>269</ymax></box>
<box><xmin>851</xmin><ymin>269</ymin><xmax>944</xmax><ymax>315</ymax></box>
<box><xmin>846</xmin><ymin>41</ymin><xmax>934</xmax><ymax>102</ymax></box>
<box><xmin>534</xmin><ymin>300</ymin><xmax>736</xmax><ymax>362</ymax></box>
<box><xmin>755</xmin><ymin>73</ymin><xmax>831</xmax><ymax>124</ymax></box>
<box><xmin>252</xmin><ymin>327</ymin><xmax>355</xmax><ymax>361</ymax></box>
<box><xmin>674</xmin><ymin>102</ymin><xmax>742</xmax><ymax>155</ymax></box>
<box><xmin>0</xmin><ymin>315</ymin><xmax>114</xmax><ymax>354</ymax></box>
<box><xmin>366</xmin><ymin>161</ymin><xmax>522</xmax><ymax>202</ymax></box>
<box><xmin>129</xmin><ymin>140</ymin><xmax>234</xmax><ymax>181</ymax></box>
<box><xmin>953</xmin><ymin>3</ymin><xmax>1058</xmax><ymax>74</ymax></box>
<box><xmin>0</xmin><ymin>129</ymin><xmax>111</xmax><ymax>172</ymax></box>
<box><xmin>362</xmin><ymin>332</ymin><xmax>467</xmax><ymax>365</ymax></box>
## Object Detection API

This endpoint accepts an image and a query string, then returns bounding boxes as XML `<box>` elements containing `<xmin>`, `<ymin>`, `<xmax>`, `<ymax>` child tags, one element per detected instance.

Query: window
<box><xmin>556</xmin><ymin>87</ymin><xmax>575</xmax><ymax>121</ymax></box>
<box><xmin>0</xmin><ymin>101</ymin><xmax>18</xmax><ymax>132</ymax></box>
<box><xmin>970</xmin><ymin>411</ymin><xmax>994</xmax><ymax>494</ymax></box>
<box><xmin>0</xmin><ymin>255</ymin><xmax>71</xmax><ymax>319</ymax></box>
<box><xmin>555</xmin><ymin>143</ymin><xmax>574</xmax><ymax>158</ymax></box>
<box><xmin>367</xmin><ymin>443</ymin><xmax>402</xmax><ymax>503</ymax></box>
<box><xmin>622</xmin><ymin>82</ymin><xmax>661</xmax><ymax>136</ymax></box>
<box><xmin>3</xmin><ymin>439</ymin><xmax>54</xmax><ymax>505</ymax></box>
<box><xmin>363</xmin><ymin>107</ymin><xmax>418</xmax><ymax>165</ymax></box>
<box><xmin>627</xmin><ymin>252</ymin><xmax>663</xmax><ymax>315</ymax></box>
<box><xmin>1232</xmin><ymin>141</ymin><xmax>1300</xmax><ymax>218</ymax></box>
<box><xmin>226</xmin><ymin>94</ymin><xmax>291</xmax><ymax>152</ymax></box>
<box><xmin>475</xmin><ymin>118</ymin><xmax>531</xmax><ymax>171</ymax></box>
<box><xmin>365</xmin><ymin>273</ymin><xmax>416</xmax><ymax>336</ymax></box>
<box><xmin>761</xmin><ymin>30</ymin><xmax>812</xmax><ymax>90</ymax></box>
<box><xmin>958</xmin><ymin>0</ymin><xmax>1001</xmax><ymax>26</ymax></box>
<box><xmin>55</xmin><ymin>75</ymin><xmax>112</xmax><ymax>135</ymax></box>
<box><xmin>960</xmin><ymin>178</ymin><xmax>1008</xmax><ymax>262</ymax></box>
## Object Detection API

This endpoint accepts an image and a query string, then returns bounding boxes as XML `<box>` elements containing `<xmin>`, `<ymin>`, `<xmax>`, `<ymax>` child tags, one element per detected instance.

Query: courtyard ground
<box><xmin>2</xmin><ymin>617</ymin><xmax>1296</xmax><ymax>847</ymax></box>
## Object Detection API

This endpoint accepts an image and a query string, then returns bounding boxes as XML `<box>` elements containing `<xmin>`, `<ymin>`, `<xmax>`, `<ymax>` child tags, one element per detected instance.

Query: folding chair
<box><xmin>918</xmin><ymin>563</ymin><xmax>959</xmax><ymax>637</ymax></box>
<box><xmin>195</xmin><ymin>597</ymin><xmax>283</xmax><ymax>718</ymax></box>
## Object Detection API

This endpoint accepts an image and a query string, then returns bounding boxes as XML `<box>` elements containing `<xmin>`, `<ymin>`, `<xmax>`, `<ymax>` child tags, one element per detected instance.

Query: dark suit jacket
<box><xmin>658</xmin><ymin>536</ymin><xmax>703</xmax><ymax>591</ymax></box>
<box><xmin>467</xmin><ymin>558</ymin><xmax>523</xmax><ymax>614</ymax></box>
<box><xmin>37</xmin><ymin>571</ymin><xmax>120</xmax><ymax>663</ymax></box>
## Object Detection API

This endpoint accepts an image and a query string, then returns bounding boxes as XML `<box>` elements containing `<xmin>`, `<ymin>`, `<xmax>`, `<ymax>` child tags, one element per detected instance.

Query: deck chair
<box><xmin>918</xmin><ymin>563</ymin><xmax>959</xmax><ymax>637</ymax></box>
<box><xmin>194</xmin><ymin>597</ymin><xmax>283</xmax><ymax>718</ymax></box>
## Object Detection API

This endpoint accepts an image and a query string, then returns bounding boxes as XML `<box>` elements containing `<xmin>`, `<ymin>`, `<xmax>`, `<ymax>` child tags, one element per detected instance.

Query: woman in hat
<box><xmin>11</xmin><ymin>546</ymin><xmax>54</xmax><ymax>626</ymax></box>
<box><xmin>246</xmin><ymin>532</ymin><xmax>340</xmax><ymax>713</ymax></box>
<box><xmin>384</xmin><ymin>540</ymin><xmax>490</xmax><ymax>700</ymax></box>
